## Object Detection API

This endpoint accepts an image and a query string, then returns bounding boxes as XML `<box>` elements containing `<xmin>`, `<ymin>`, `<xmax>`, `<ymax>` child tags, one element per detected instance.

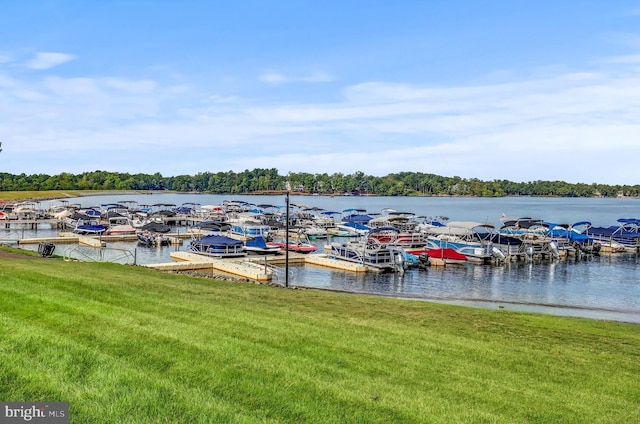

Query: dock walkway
<box><xmin>144</xmin><ymin>252</ymin><xmax>370</xmax><ymax>282</ymax></box>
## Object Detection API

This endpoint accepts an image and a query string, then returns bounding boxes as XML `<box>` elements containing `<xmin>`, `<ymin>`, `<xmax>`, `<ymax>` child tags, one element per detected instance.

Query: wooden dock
<box><xmin>147</xmin><ymin>252</ymin><xmax>275</xmax><ymax>281</ymax></box>
<box><xmin>144</xmin><ymin>251</ymin><xmax>371</xmax><ymax>283</ymax></box>
<box><xmin>304</xmin><ymin>254</ymin><xmax>368</xmax><ymax>272</ymax></box>
<box><xmin>2</xmin><ymin>218</ymin><xmax>64</xmax><ymax>230</ymax></box>
<box><xmin>15</xmin><ymin>232</ymin><xmax>189</xmax><ymax>247</ymax></box>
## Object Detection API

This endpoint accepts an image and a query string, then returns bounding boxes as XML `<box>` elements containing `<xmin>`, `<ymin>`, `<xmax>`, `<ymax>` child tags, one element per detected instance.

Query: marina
<box><xmin>2</xmin><ymin>193</ymin><xmax>640</xmax><ymax>324</ymax></box>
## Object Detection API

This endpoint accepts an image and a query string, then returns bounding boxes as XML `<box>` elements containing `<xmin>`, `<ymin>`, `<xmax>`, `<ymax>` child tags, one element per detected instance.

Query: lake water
<box><xmin>4</xmin><ymin>193</ymin><xmax>640</xmax><ymax>324</ymax></box>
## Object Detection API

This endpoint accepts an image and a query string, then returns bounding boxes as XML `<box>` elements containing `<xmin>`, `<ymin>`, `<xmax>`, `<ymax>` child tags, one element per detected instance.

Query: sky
<box><xmin>1</xmin><ymin>1</ymin><xmax>640</xmax><ymax>185</ymax></box>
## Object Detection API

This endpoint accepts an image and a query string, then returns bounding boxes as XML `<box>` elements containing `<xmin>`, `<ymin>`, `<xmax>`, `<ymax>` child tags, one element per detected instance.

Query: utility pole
<box><xmin>285</xmin><ymin>190</ymin><xmax>290</xmax><ymax>288</ymax></box>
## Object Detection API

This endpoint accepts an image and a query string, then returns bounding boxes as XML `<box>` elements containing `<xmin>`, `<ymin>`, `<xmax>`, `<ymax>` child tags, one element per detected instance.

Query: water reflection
<box><xmin>287</xmin><ymin>253</ymin><xmax>640</xmax><ymax>324</ymax></box>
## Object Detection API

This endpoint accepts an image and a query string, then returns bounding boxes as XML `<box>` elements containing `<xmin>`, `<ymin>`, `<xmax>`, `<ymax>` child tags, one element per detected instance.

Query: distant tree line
<box><xmin>0</xmin><ymin>169</ymin><xmax>638</xmax><ymax>197</ymax></box>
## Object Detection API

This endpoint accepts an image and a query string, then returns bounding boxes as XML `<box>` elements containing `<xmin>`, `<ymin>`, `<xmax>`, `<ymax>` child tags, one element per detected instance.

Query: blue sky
<box><xmin>1</xmin><ymin>1</ymin><xmax>640</xmax><ymax>184</ymax></box>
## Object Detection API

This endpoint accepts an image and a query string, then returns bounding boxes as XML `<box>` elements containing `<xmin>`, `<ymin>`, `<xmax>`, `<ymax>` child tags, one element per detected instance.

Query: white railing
<box><xmin>63</xmin><ymin>245</ymin><xmax>136</xmax><ymax>265</ymax></box>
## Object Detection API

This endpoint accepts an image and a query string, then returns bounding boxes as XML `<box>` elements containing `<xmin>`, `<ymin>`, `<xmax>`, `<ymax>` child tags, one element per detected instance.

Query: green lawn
<box><xmin>0</xmin><ymin>190</ymin><xmax>155</xmax><ymax>202</ymax></box>
<box><xmin>1</xmin><ymin>252</ymin><xmax>639</xmax><ymax>423</ymax></box>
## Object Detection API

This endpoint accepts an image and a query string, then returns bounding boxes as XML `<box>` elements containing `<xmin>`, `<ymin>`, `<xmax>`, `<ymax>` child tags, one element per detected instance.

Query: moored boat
<box><xmin>329</xmin><ymin>240</ymin><xmax>404</xmax><ymax>272</ymax></box>
<box><xmin>189</xmin><ymin>231</ymin><xmax>246</xmax><ymax>258</ymax></box>
<box><xmin>243</xmin><ymin>236</ymin><xmax>282</xmax><ymax>255</ymax></box>
<box><xmin>270</xmin><ymin>232</ymin><xmax>318</xmax><ymax>254</ymax></box>
<box><xmin>405</xmin><ymin>247</ymin><xmax>468</xmax><ymax>265</ymax></box>
<box><xmin>72</xmin><ymin>218</ymin><xmax>107</xmax><ymax>235</ymax></box>
<box><xmin>585</xmin><ymin>218</ymin><xmax>640</xmax><ymax>250</ymax></box>
<box><xmin>105</xmin><ymin>216</ymin><xmax>137</xmax><ymax>236</ymax></box>
<box><xmin>137</xmin><ymin>221</ymin><xmax>172</xmax><ymax>246</ymax></box>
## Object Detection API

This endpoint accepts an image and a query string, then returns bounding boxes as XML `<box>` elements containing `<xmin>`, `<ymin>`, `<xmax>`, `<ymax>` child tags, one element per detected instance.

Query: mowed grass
<box><xmin>0</xmin><ymin>190</ymin><xmax>102</xmax><ymax>201</ymax></box>
<box><xmin>0</xmin><ymin>190</ymin><xmax>156</xmax><ymax>202</ymax></box>
<box><xmin>1</xmin><ymin>254</ymin><xmax>639</xmax><ymax>423</ymax></box>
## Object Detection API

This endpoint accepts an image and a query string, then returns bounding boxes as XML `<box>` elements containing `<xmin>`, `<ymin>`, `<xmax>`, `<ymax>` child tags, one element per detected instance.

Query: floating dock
<box><xmin>147</xmin><ymin>252</ymin><xmax>275</xmax><ymax>282</ymax></box>
<box><xmin>14</xmin><ymin>232</ymin><xmax>189</xmax><ymax>246</ymax></box>
<box><xmin>1</xmin><ymin>218</ymin><xmax>64</xmax><ymax>230</ymax></box>
<box><xmin>143</xmin><ymin>251</ymin><xmax>371</xmax><ymax>282</ymax></box>
<box><xmin>304</xmin><ymin>254</ymin><xmax>368</xmax><ymax>272</ymax></box>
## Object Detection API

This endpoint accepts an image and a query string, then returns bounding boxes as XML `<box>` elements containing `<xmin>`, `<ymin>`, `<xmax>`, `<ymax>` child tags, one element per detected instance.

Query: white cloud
<box><xmin>259</xmin><ymin>69</ymin><xmax>334</xmax><ymax>84</ymax></box>
<box><xmin>25</xmin><ymin>52</ymin><xmax>76</xmax><ymax>70</ymax></box>
<box><xmin>600</xmin><ymin>53</ymin><xmax>640</xmax><ymax>64</ymax></box>
<box><xmin>299</xmin><ymin>71</ymin><xmax>334</xmax><ymax>82</ymax></box>
<box><xmin>259</xmin><ymin>71</ymin><xmax>288</xmax><ymax>84</ymax></box>
<box><xmin>203</xmin><ymin>95</ymin><xmax>238</xmax><ymax>104</ymax></box>
<box><xmin>105</xmin><ymin>78</ymin><xmax>156</xmax><ymax>93</ymax></box>
<box><xmin>44</xmin><ymin>76</ymin><xmax>99</xmax><ymax>96</ymax></box>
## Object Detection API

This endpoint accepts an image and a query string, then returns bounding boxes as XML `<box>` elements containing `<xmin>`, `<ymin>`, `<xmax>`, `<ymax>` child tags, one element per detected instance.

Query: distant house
<box><xmin>284</xmin><ymin>181</ymin><xmax>306</xmax><ymax>193</ymax></box>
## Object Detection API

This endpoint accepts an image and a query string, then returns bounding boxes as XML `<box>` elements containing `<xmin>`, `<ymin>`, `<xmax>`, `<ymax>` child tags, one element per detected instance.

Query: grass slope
<box><xmin>0</xmin><ymin>190</ymin><xmax>153</xmax><ymax>202</ymax></box>
<box><xmin>1</xmin><ymin>255</ymin><xmax>639</xmax><ymax>423</ymax></box>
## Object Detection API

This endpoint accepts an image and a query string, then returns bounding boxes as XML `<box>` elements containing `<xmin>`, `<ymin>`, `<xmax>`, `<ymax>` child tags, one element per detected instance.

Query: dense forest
<box><xmin>0</xmin><ymin>168</ymin><xmax>638</xmax><ymax>197</ymax></box>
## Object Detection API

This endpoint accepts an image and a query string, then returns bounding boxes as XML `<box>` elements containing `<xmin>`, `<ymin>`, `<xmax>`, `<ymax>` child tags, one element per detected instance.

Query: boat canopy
<box><xmin>192</xmin><ymin>233</ymin><xmax>244</xmax><ymax>249</ymax></box>
<box><xmin>446</xmin><ymin>221</ymin><xmax>495</xmax><ymax>230</ymax></box>
<box><xmin>368</xmin><ymin>226</ymin><xmax>400</xmax><ymax>234</ymax></box>
<box><xmin>141</xmin><ymin>222</ymin><xmax>171</xmax><ymax>233</ymax></box>
<box><xmin>193</xmin><ymin>220</ymin><xmax>230</xmax><ymax>231</ymax></box>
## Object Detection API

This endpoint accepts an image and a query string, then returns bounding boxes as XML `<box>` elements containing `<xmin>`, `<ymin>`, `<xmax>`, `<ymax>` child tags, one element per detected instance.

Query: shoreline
<box><xmin>3</xmin><ymin>189</ymin><xmax>640</xmax><ymax>204</ymax></box>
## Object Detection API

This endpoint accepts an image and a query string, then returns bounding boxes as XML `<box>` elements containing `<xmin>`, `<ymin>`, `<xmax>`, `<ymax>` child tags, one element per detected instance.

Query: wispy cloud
<box><xmin>600</xmin><ymin>53</ymin><xmax>640</xmax><ymax>64</ymax></box>
<box><xmin>105</xmin><ymin>78</ymin><xmax>157</xmax><ymax>94</ymax></box>
<box><xmin>25</xmin><ymin>52</ymin><xmax>76</xmax><ymax>70</ymax></box>
<box><xmin>259</xmin><ymin>70</ymin><xmax>288</xmax><ymax>84</ymax></box>
<box><xmin>299</xmin><ymin>71</ymin><xmax>334</xmax><ymax>83</ymax></box>
<box><xmin>0</xmin><ymin>54</ymin><xmax>13</xmax><ymax>64</ymax></box>
<box><xmin>259</xmin><ymin>69</ymin><xmax>334</xmax><ymax>85</ymax></box>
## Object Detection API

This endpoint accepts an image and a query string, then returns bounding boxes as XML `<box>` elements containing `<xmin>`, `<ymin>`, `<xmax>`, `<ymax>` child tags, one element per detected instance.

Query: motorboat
<box><xmin>270</xmin><ymin>232</ymin><xmax>318</xmax><ymax>254</ymax></box>
<box><xmin>329</xmin><ymin>239</ymin><xmax>404</xmax><ymax>272</ymax></box>
<box><xmin>72</xmin><ymin>218</ymin><xmax>107</xmax><ymax>235</ymax></box>
<box><xmin>189</xmin><ymin>231</ymin><xmax>246</xmax><ymax>258</ymax></box>
<box><xmin>405</xmin><ymin>247</ymin><xmax>468</xmax><ymax>265</ymax></box>
<box><xmin>137</xmin><ymin>221</ymin><xmax>172</xmax><ymax>246</ymax></box>
<box><xmin>105</xmin><ymin>216</ymin><xmax>137</xmax><ymax>236</ymax></box>
<box><xmin>228</xmin><ymin>218</ymin><xmax>272</xmax><ymax>240</ymax></box>
<box><xmin>422</xmin><ymin>221</ymin><xmax>498</xmax><ymax>263</ymax></box>
<box><xmin>586</xmin><ymin>218</ymin><xmax>640</xmax><ymax>250</ymax></box>
<box><xmin>271</xmin><ymin>240</ymin><xmax>317</xmax><ymax>254</ymax></box>
<box><xmin>243</xmin><ymin>236</ymin><xmax>282</xmax><ymax>255</ymax></box>
<box><xmin>137</xmin><ymin>230</ymin><xmax>170</xmax><ymax>247</ymax></box>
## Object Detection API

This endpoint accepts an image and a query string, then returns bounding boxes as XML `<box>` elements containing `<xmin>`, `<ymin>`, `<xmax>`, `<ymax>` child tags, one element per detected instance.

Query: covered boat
<box><xmin>137</xmin><ymin>221</ymin><xmax>172</xmax><ymax>247</ymax></box>
<box><xmin>586</xmin><ymin>218</ymin><xmax>640</xmax><ymax>250</ymax></box>
<box><xmin>189</xmin><ymin>231</ymin><xmax>246</xmax><ymax>258</ymax></box>
<box><xmin>72</xmin><ymin>218</ymin><xmax>107</xmax><ymax>235</ymax></box>
<box><xmin>243</xmin><ymin>236</ymin><xmax>282</xmax><ymax>255</ymax></box>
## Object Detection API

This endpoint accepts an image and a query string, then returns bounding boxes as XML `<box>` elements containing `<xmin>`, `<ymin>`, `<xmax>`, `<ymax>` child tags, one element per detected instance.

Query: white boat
<box><xmin>105</xmin><ymin>216</ymin><xmax>137</xmax><ymax>236</ymax></box>
<box><xmin>329</xmin><ymin>240</ymin><xmax>404</xmax><ymax>272</ymax></box>
<box><xmin>328</xmin><ymin>230</ymin><xmax>405</xmax><ymax>272</ymax></box>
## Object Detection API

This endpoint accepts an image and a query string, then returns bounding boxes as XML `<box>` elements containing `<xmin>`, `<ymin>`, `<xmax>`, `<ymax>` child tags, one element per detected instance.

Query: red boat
<box><xmin>406</xmin><ymin>247</ymin><xmax>467</xmax><ymax>265</ymax></box>
<box><xmin>270</xmin><ymin>239</ymin><xmax>318</xmax><ymax>254</ymax></box>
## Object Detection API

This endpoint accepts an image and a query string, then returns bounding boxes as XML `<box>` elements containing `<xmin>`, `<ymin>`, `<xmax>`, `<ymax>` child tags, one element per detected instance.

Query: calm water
<box><xmin>4</xmin><ymin>194</ymin><xmax>640</xmax><ymax>324</ymax></box>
